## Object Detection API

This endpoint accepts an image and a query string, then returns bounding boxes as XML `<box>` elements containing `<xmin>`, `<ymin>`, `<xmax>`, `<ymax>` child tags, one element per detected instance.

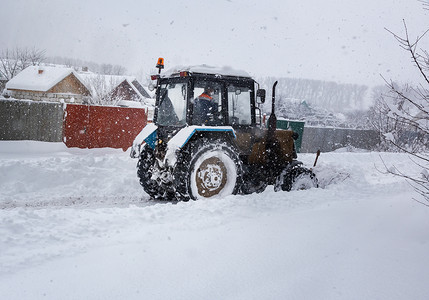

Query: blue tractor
<box><xmin>130</xmin><ymin>59</ymin><xmax>317</xmax><ymax>200</ymax></box>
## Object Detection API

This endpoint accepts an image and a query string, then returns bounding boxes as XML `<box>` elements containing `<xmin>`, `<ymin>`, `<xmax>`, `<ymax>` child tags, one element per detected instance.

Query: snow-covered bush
<box><xmin>370</xmin><ymin>20</ymin><xmax>429</xmax><ymax>205</ymax></box>
<box><xmin>81</xmin><ymin>74</ymin><xmax>122</xmax><ymax>106</ymax></box>
<box><xmin>370</xmin><ymin>83</ymin><xmax>428</xmax><ymax>152</ymax></box>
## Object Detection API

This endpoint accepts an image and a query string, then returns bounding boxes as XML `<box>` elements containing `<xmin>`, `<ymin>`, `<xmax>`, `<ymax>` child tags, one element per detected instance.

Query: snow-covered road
<box><xmin>1</xmin><ymin>141</ymin><xmax>428</xmax><ymax>299</ymax></box>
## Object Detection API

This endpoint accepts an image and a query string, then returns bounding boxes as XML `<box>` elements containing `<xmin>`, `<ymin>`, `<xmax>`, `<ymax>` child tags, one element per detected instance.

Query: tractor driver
<box><xmin>193</xmin><ymin>85</ymin><xmax>219</xmax><ymax>125</ymax></box>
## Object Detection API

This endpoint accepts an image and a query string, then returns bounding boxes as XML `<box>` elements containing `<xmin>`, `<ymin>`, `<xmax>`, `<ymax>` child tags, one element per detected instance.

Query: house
<box><xmin>112</xmin><ymin>77</ymin><xmax>155</xmax><ymax>118</ymax></box>
<box><xmin>5</xmin><ymin>66</ymin><xmax>91</xmax><ymax>103</ymax></box>
<box><xmin>111</xmin><ymin>77</ymin><xmax>151</xmax><ymax>101</ymax></box>
<box><xmin>110</xmin><ymin>76</ymin><xmax>155</xmax><ymax>120</ymax></box>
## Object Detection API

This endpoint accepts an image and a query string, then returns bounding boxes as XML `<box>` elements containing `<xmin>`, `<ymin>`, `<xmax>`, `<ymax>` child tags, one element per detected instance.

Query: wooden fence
<box><xmin>0</xmin><ymin>99</ymin><xmax>148</xmax><ymax>151</ymax></box>
<box><xmin>63</xmin><ymin>104</ymin><xmax>147</xmax><ymax>151</ymax></box>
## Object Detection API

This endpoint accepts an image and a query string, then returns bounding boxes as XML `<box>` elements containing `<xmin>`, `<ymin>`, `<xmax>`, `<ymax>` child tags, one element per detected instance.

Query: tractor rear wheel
<box><xmin>175</xmin><ymin>139</ymin><xmax>242</xmax><ymax>200</ymax></box>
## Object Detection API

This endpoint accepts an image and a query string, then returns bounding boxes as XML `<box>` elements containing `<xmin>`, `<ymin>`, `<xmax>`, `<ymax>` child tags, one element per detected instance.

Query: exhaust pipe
<box><xmin>267</xmin><ymin>81</ymin><xmax>278</xmax><ymax>140</ymax></box>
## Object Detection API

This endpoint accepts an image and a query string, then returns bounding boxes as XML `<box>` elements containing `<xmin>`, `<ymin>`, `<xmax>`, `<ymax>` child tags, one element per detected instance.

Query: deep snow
<box><xmin>1</xmin><ymin>141</ymin><xmax>429</xmax><ymax>300</ymax></box>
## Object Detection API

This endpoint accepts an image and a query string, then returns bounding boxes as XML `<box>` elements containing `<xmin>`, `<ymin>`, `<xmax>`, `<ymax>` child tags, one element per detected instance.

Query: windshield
<box><xmin>156</xmin><ymin>81</ymin><xmax>188</xmax><ymax>126</ymax></box>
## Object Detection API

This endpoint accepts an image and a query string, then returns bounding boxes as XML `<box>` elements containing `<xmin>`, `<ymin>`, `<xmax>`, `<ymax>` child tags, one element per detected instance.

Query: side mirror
<box><xmin>256</xmin><ymin>89</ymin><xmax>266</xmax><ymax>103</ymax></box>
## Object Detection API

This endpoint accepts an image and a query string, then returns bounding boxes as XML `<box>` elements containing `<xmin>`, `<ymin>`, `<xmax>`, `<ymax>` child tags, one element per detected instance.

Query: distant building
<box><xmin>5</xmin><ymin>66</ymin><xmax>91</xmax><ymax>103</ymax></box>
<box><xmin>111</xmin><ymin>77</ymin><xmax>151</xmax><ymax>100</ymax></box>
<box><xmin>110</xmin><ymin>77</ymin><xmax>155</xmax><ymax>120</ymax></box>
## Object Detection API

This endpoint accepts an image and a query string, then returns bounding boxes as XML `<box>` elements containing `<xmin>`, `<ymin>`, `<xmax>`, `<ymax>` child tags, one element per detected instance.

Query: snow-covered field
<box><xmin>1</xmin><ymin>141</ymin><xmax>428</xmax><ymax>300</ymax></box>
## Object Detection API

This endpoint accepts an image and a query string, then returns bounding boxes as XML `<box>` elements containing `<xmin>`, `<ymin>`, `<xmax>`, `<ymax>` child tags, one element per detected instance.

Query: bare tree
<box><xmin>419</xmin><ymin>0</ymin><xmax>429</xmax><ymax>10</ymax></box>
<box><xmin>369</xmin><ymin>85</ymin><xmax>403</xmax><ymax>151</ymax></box>
<box><xmin>45</xmin><ymin>56</ymin><xmax>127</xmax><ymax>75</ymax></box>
<box><xmin>81</xmin><ymin>74</ymin><xmax>123</xmax><ymax>106</ymax></box>
<box><xmin>0</xmin><ymin>47</ymin><xmax>46</xmax><ymax>81</ymax></box>
<box><xmin>100</xmin><ymin>63</ymin><xmax>126</xmax><ymax>76</ymax></box>
<box><xmin>372</xmin><ymin>20</ymin><xmax>429</xmax><ymax>205</ymax></box>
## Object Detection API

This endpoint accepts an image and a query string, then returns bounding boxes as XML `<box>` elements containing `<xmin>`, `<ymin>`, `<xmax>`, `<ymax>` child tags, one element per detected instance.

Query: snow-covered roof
<box><xmin>124</xmin><ymin>77</ymin><xmax>146</xmax><ymax>99</ymax></box>
<box><xmin>131</xmin><ymin>79</ymin><xmax>151</xmax><ymax>98</ymax></box>
<box><xmin>162</xmin><ymin>64</ymin><xmax>251</xmax><ymax>78</ymax></box>
<box><xmin>78</xmin><ymin>73</ymin><xmax>136</xmax><ymax>88</ymax></box>
<box><xmin>6</xmin><ymin>66</ymin><xmax>79</xmax><ymax>92</ymax></box>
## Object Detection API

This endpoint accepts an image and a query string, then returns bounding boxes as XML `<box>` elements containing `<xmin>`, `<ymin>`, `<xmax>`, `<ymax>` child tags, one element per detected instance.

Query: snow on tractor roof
<box><xmin>162</xmin><ymin>64</ymin><xmax>251</xmax><ymax>78</ymax></box>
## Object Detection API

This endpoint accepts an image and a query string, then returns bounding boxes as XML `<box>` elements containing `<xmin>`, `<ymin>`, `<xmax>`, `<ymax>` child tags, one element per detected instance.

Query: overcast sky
<box><xmin>2</xmin><ymin>0</ymin><xmax>429</xmax><ymax>86</ymax></box>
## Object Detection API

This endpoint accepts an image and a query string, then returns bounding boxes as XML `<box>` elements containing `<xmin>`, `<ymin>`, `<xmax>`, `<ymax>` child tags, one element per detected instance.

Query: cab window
<box><xmin>156</xmin><ymin>81</ymin><xmax>187</xmax><ymax>126</ymax></box>
<box><xmin>192</xmin><ymin>80</ymin><xmax>223</xmax><ymax>125</ymax></box>
<box><xmin>227</xmin><ymin>85</ymin><xmax>252</xmax><ymax>125</ymax></box>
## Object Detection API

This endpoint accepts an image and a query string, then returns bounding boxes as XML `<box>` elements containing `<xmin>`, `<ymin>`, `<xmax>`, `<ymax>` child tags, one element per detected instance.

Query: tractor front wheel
<box><xmin>137</xmin><ymin>145</ymin><xmax>163</xmax><ymax>199</ymax></box>
<box><xmin>275</xmin><ymin>165</ymin><xmax>318</xmax><ymax>192</ymax></box>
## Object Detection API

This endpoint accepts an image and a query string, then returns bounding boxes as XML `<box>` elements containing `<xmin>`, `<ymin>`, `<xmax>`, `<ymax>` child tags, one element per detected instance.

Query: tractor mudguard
<box><xmin>130</xmin><ymin>123</ymin><xmax>158</xmax><ymax>158</ymax></box>
<box><xmin>164</xmin><ymin>125</ymin><xmax>236</xmax><ymax>166</ymax></box>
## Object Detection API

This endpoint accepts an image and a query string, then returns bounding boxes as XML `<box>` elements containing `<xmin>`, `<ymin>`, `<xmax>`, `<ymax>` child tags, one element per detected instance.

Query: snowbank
<box><xmin>0</xmin><ymin>141</ymin><xmax>428</xmax><ymax>300</ymax></box>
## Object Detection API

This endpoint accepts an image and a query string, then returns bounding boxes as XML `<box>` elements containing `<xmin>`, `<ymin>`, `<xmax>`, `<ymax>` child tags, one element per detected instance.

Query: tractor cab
<box><xmin>152</xmin><ymin>66</ymin><xmax>265</xmax><ymax>129</ymax></box>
